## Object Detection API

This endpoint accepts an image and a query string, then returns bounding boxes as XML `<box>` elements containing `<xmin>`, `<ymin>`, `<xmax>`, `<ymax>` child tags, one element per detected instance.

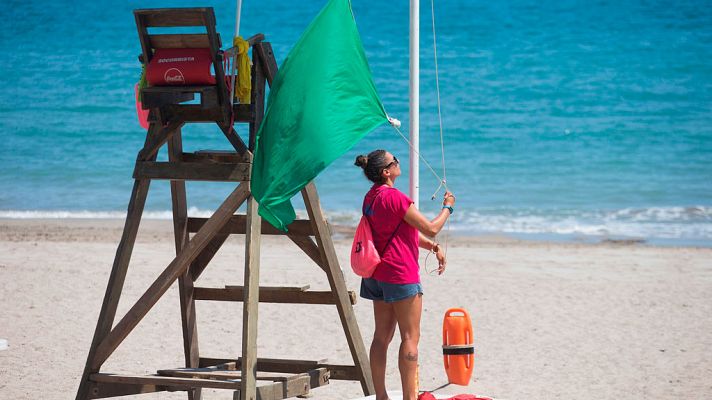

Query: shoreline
<box><xmin>0</xmin><ymin>217</ymin><xmax>708</xmax><ymax>249</ymax></box>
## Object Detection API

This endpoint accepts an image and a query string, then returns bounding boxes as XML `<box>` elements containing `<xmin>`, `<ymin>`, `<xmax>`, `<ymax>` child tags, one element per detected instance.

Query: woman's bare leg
<box><xmin>392</xmin><ymin>294</ymin><xmax>423</xmax><ymax>400</ymax></box>
<box><xmin>371</xmin><ymin>300</ymin><xmax>397</xmax><ymax>400</ymax></box>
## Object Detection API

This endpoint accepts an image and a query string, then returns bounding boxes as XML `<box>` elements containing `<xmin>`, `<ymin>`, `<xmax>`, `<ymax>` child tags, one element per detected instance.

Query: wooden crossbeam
<box><xmin>187</xmin><ymin>216</ymin><xmax>314</xmax><ymax>236</ymax></box>
<box><xmin>183</xmin><ymin>150</ymin><xmax>252</xmax><ymax>164</ymax></box>
<box><xmin>133</xmin><ymin>161</ymin><xmax>251</xmax><ymax>182</ymax></box>
<box><xmin>157</xmin><ymin>104</ymin><xmax>252</xmax><ymax>123</ymax></box>
<box><xmin>157</xmin><ymin>367</ymin><xmax>328</xmax><ymax>385</ymax></box>
<box><xmin>192</xmin><ymin>285</ymin><xmax>357</xmax><ymax>305</ymax></box>
<box><xmin>224</xmin><ymin>33</ymin><xmax>266</xmax><ymax>58</ymax></box>
<box><xmin>233</xmin><ymin>369</ymin><xmax>327</xmax><ymax>400</ymax></box>
<box><xmin>91</xmin><ymin>184</ymin><xmax>250</xmax><ymax>368</ymax></box>
<box><xmin>90</xmin><ymin>373</ymin><xmax>239</xmax><ymax>390</ymax></box>
<box><xmin>199</xmin><ymin>357</ymin><xmax>360</xmax><ymax>381</ymax></box>
<box><xmin>137</xmin><ymin>119</ymin><xmax>184</xmax><ymax>161</ymax></box>
<box><xmin>87</xmin><ymin>381</ymin><xmax>168</xmax><ymax>398</ymax></box>
<box><xmin>200</xmin><ymin>357</ymin><xmax>323</xmax><ymax>373</ymax></box>
<box><xmin>135</xmin><ymin>8</ymin><xmax>212</xmax><ymax>28</ymax></box>
<box><xmin>149</xmin><ymin>34</ymin><xmax>215</xmax><ymax>49</ymax></box>
<box><xmin>217</xmin><ymin>122</ymin><xmax>249</xmax><ymax>154</ymax></box>
<box><xmin>253</xmin><ymin>43</ymin><xmax>278</xmax><ymax>87</ymax></box>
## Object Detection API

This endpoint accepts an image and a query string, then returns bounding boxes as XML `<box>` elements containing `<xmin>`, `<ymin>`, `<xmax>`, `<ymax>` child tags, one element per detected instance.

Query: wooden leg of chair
<box><xmin>240</xmin><ymin>195</ymin><xmax>262</xmax><ymax>400</ymax></box>
<box><xmin>75</xmin><ymin>123</ymin><xmax>161</xmax><ymax>400</ymax></box>
<box><xmin>301</xmin><ymin>182</ymin><xmax>375</xmax><ymax>396</ymax></box>
<box><xmin>168</xmin><ymin>130</ymin><xmax>202</xmax><ymax>400</ymax></box>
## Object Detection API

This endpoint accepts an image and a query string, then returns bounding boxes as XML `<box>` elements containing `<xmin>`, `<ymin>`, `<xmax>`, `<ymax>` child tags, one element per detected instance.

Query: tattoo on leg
<box><xmin>404</xmin><ymin>352</ymin><xmax>418</xmax><ymax>362</ymax></box>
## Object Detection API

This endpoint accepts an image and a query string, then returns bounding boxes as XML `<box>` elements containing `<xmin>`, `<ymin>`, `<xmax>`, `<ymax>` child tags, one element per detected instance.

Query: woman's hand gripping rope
<box><xmin>425</xmin><ymin>191</ymin><xmax>455</xmax><ymax>275</ymax></box>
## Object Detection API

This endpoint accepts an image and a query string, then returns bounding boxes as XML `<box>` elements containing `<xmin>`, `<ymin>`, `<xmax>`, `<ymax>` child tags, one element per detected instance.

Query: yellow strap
<box><xmin>233</xmin><ymin>36</ymin><xmax>252</xmax><ymax>104</ymax></box>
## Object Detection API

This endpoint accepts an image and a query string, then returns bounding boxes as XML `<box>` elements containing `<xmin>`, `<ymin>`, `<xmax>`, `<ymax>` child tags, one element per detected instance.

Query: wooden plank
<box><xmin>134</xmin><ymin>10</ymin><xmax>153</xmax><ymax>65</ymax></box>
<box><xmin>91</xmin><ymin>184</ymin><xmax>251</xmax><ymax>369</ymax></box>
<box><xmin>232</xmin><ymin>104</ymin><xmax>254</xmax><ymax>121</ymax></box>
<box><xmin>158</xmin><ymin>104</ymin><xmax>251</xmax><ymax>123</ymax></box>
<box><xmin>184</xmin><ymin>150</ymin><xmax>252</xmax><ymax>164</ymax></box>
<box><xmin>133</xmin><ymin>161</ymin><xmax>251</xmax><ymax>182</ymax></box>
<box><xmin>253</xmin><ymin>43</ymin><xmax>278</xmax><ymax>87</ymax></box>
<box><xmin>199</xmin><ymin>358</ymin><xmax>358</xmax><ymax>381</ymax></box>
<box><xmin>187</xmin><ymin>216</ymin><xmax>313</xmax><ymax>236</ymax></box>
<box><xmin>189</xmin><ymin>233</ymin><xmax>230</xmax><ymax>281</ymax></box>
<box><xmin>234</xmin><ymin>369</ymin><xmax>328</xmax><ymax>400</ymax></box>
<box><xmin>87</xmin><ymin>381</ymin><xmax>169</xmax><ymax>398</ymax></box>
<box><xmin>201</xmin><ymin>357</ymin><xmax>324</xmax><ymax>373</ymax></box>
<box><xmin>168</xmin><ymin>130</ymin><xmax>202</xmax><ymax>400</ymax></box>
<box><xmin>301</xmin><ymin>182</ymin><xmax>375</xmax><ymax>395</ymax></box>
<box><xmin>219</xmin><ymin>123</ymin><xmax>249</xmax><ymax>154</ymax></box>
<box><xmin>149</xmin><ymin>33</ymin><xmax>213</xmax><ymax>49</ymax></box>
<box><xmin>75</xmin><ymin>125</ymin><xmax>159</xmax><ymax>400</ymax></box>
<box><xmin>141</xmin><ymin>86</ymin><xmax>218</xmax><ymax>109</ymax></box>
<box><xmin>192</xmin><ymin>286</ymin><xmax>357</xmax><ymax>305</ymax></box>
<box><xmin>240</xmin><ymin>196</ymin><xmax>262</xmax><ymax>400</ymax></box>
<box><xmin>135</xmin><ymin>8</ymin><xmax>213</xmax><ymax>28</ymax></box>
<box><xmin>137</xmin><ymin>119</ymin><xmax>184</xmax><ymax>161</ymax></box>
<box><xmin>225</xmin><ymin>34</ymin><xmax>265</xmax><ymax>58</ymax></box>
<box><xmin>203</xmin><ymin>10</ymin><xmax>231</xmax><ymax>124</ymax></box>
<box><xmin>248</xmin><ymin>48</ymin><xmax>266</xmax><ymax>151</ymax></box>
<box><xmin>90</xmin><ymin>373</ymin><xmax>239</xmax><ymax>390</ymax></box>
<box><xmin>158</xmin><ymin>369</ymin><xmax>322</xmax><ymax>382</ymax></box>
<box><xmin>141</xmin><ymin>90</ymin><xmax>195</xmax><ymax>109</ymax></box>
<box><xmin>228</xmin><ymin>284</ymin><xmax>309</xmax><ymax>291</ymax></box>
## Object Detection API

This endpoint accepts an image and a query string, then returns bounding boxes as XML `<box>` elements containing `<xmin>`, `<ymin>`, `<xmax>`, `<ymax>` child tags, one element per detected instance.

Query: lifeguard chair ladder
<box><xmin>75</xmin><ymin>7</ymin><xmax>374</xmax><ymax>400</ymax></box>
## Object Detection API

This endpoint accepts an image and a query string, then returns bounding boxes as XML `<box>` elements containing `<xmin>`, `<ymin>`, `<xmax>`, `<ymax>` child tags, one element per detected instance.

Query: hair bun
<box><xmin>354</xmin><ymin>155</ymin><xmax>368</xmax><ymax>168</ymax></box>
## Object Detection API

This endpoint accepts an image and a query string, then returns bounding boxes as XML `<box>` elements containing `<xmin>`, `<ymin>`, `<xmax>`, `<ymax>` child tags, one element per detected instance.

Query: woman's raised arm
<box><xmin>403</xmin><ymin>191</ymin><xmax>455</xmax><ymax>237</ymax></box>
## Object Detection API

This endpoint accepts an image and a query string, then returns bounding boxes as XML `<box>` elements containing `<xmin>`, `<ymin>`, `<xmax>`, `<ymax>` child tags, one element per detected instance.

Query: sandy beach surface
<box><xmin>1</xmin><ymin>218</ymin><xmax>711</xmax><ymax>399</ymax></box>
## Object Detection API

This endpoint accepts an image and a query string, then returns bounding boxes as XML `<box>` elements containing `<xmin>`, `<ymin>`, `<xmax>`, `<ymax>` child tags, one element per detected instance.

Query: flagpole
<box><xmin>409</xmin><ymin>0</ymin><xmax>420</xmax><ymax>207</ymax></box>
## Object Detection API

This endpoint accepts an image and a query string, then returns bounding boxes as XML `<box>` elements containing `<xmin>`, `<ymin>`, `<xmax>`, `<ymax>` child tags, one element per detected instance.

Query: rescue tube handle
<box><xmin>444</xmin><ymin>308</ymin><xmax>473</xmax><ymax>328</ymax></box>
<box><xmin>445</xmin><ymin>308</ymin><xmax>468</xmax><ymax>318</ymax></box>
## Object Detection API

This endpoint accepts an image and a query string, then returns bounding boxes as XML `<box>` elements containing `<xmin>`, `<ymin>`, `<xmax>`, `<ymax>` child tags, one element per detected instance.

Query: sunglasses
<box><xmin>383</xmin><ymin>156</ymin><xmax>399</xmax><ymax>171</ymax></box>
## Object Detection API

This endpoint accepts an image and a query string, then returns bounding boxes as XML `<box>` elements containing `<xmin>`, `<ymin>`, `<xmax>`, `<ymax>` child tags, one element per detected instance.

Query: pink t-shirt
<box><xmin>363</xmin><ymin>184</ymin><xmax>420</xmax><ymax>284</ymax></box>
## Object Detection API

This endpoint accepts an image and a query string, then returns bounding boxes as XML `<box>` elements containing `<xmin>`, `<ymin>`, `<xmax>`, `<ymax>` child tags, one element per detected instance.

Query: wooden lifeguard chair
<box><xmin>75</xmin><ymin>7</ymin><xmax>374</xmax><ymax>400</ymax></box>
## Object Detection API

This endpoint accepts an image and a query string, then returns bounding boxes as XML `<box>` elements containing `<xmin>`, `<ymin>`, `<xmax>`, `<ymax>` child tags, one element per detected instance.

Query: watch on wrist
<box><xmin>442</xmin><ymin>205</ymin><xmax>454</xmax><ymax>214</ymax></box>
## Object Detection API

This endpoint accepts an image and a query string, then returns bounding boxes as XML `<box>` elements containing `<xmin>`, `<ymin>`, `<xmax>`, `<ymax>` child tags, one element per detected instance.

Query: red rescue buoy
<box><xmin>442</xmin><ymin>308</ymin><xmax>474</xmax><ymax>385</ymax></box>
<box><xmin>134</xmin><ymin>84</ymin><xmax>149</xmax><ymax>130</ymax></box>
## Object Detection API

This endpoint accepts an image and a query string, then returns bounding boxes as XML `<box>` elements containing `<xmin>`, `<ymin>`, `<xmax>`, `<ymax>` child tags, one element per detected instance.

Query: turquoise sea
<box><xmin>1</xmin><ymin>0</ymin><xmax>711</xmax><ymax>246</ymax></box>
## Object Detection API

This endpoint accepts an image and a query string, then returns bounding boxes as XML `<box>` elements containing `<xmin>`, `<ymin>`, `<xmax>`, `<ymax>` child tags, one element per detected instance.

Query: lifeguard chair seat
<box><xmin>134</xmin><ymin>8</ymin><xmax>231</xmax><ymax>121</ymax></box>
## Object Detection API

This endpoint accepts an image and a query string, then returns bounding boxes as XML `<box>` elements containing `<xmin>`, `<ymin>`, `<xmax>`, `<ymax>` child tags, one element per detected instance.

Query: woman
<box><xmin>354</xmin><ymin>149</ymin><xmax>456</xmax><ymax>400</ymax></box>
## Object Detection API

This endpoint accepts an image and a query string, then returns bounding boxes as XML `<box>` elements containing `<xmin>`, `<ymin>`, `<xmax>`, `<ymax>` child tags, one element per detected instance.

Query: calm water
<box><xmin>1</xmin><ymin>0</ymin><xmax>711</xmax><ymax>245</ymax></box>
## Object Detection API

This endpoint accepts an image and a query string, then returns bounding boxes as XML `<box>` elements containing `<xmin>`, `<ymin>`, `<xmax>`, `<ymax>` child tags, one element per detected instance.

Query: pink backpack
<box><xmin>350</xmin><ymin>191</ymin><xmax>402</xmax><ymax>278</ymax></box>
<box><xmin>350</xmin><ymin>215</ymin><xmax>381</xmax><ymax>277</ymax></box>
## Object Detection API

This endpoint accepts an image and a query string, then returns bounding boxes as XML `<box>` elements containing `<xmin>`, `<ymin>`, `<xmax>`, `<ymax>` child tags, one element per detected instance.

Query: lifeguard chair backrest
<box><xmin>134</xmin><ymin>8</ymin><xmax>227</xmax><ymax>91</ymax></box>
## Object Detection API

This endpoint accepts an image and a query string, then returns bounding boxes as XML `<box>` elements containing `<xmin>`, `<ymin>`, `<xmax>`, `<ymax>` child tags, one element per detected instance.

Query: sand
<box><xmin>1</xmin><ymin>218</ymin><xmax>711</xmax><ymax>399</ymax></box>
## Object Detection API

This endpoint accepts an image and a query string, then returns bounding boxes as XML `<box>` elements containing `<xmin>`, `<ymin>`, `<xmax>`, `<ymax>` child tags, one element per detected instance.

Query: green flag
<box><xmin>251</xmin><ymin>0</ymin><xmax>388</xmax><ymax>231</ymax></box>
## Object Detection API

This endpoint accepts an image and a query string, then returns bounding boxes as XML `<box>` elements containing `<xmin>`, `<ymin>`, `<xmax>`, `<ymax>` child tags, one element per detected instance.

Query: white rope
<box><xmin>388</xmin><ymin>118</ymin><xmax>448</xmax><ymax>193</ymax></box>
<box><xmin>430</xmin><ymin>0</ymin><xmax>450</xmax><ymax>255</ymax></box>
<box><xmin>430</xmin><ymin>0</ymin><xmax>447</xmax><ymax>194</ymax></box>
<box><xmin>386</xmin><ymin>0</ymin><xmax>450</xmax><ymax>265</ymax></box>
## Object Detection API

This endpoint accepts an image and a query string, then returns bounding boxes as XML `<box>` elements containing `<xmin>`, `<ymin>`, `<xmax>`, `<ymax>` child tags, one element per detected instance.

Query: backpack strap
<box><xmin>363</xmin><ymin>188</ymin><xmax>404</xmax><ymax>256</ymax></box>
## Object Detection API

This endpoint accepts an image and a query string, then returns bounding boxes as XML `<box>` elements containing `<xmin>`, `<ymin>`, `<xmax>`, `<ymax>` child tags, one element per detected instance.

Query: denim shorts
<box><xmin>360</xmin><ymin>278</ymin><xmax>423</xmax><ymax>303</ymax></box>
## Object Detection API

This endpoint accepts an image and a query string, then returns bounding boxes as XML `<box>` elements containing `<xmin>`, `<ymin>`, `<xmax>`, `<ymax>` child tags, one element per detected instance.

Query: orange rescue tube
<box><xmin>442</xmin><ymin>308</ymin><xmax>474</xmax><ymax>385</ymax></box>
